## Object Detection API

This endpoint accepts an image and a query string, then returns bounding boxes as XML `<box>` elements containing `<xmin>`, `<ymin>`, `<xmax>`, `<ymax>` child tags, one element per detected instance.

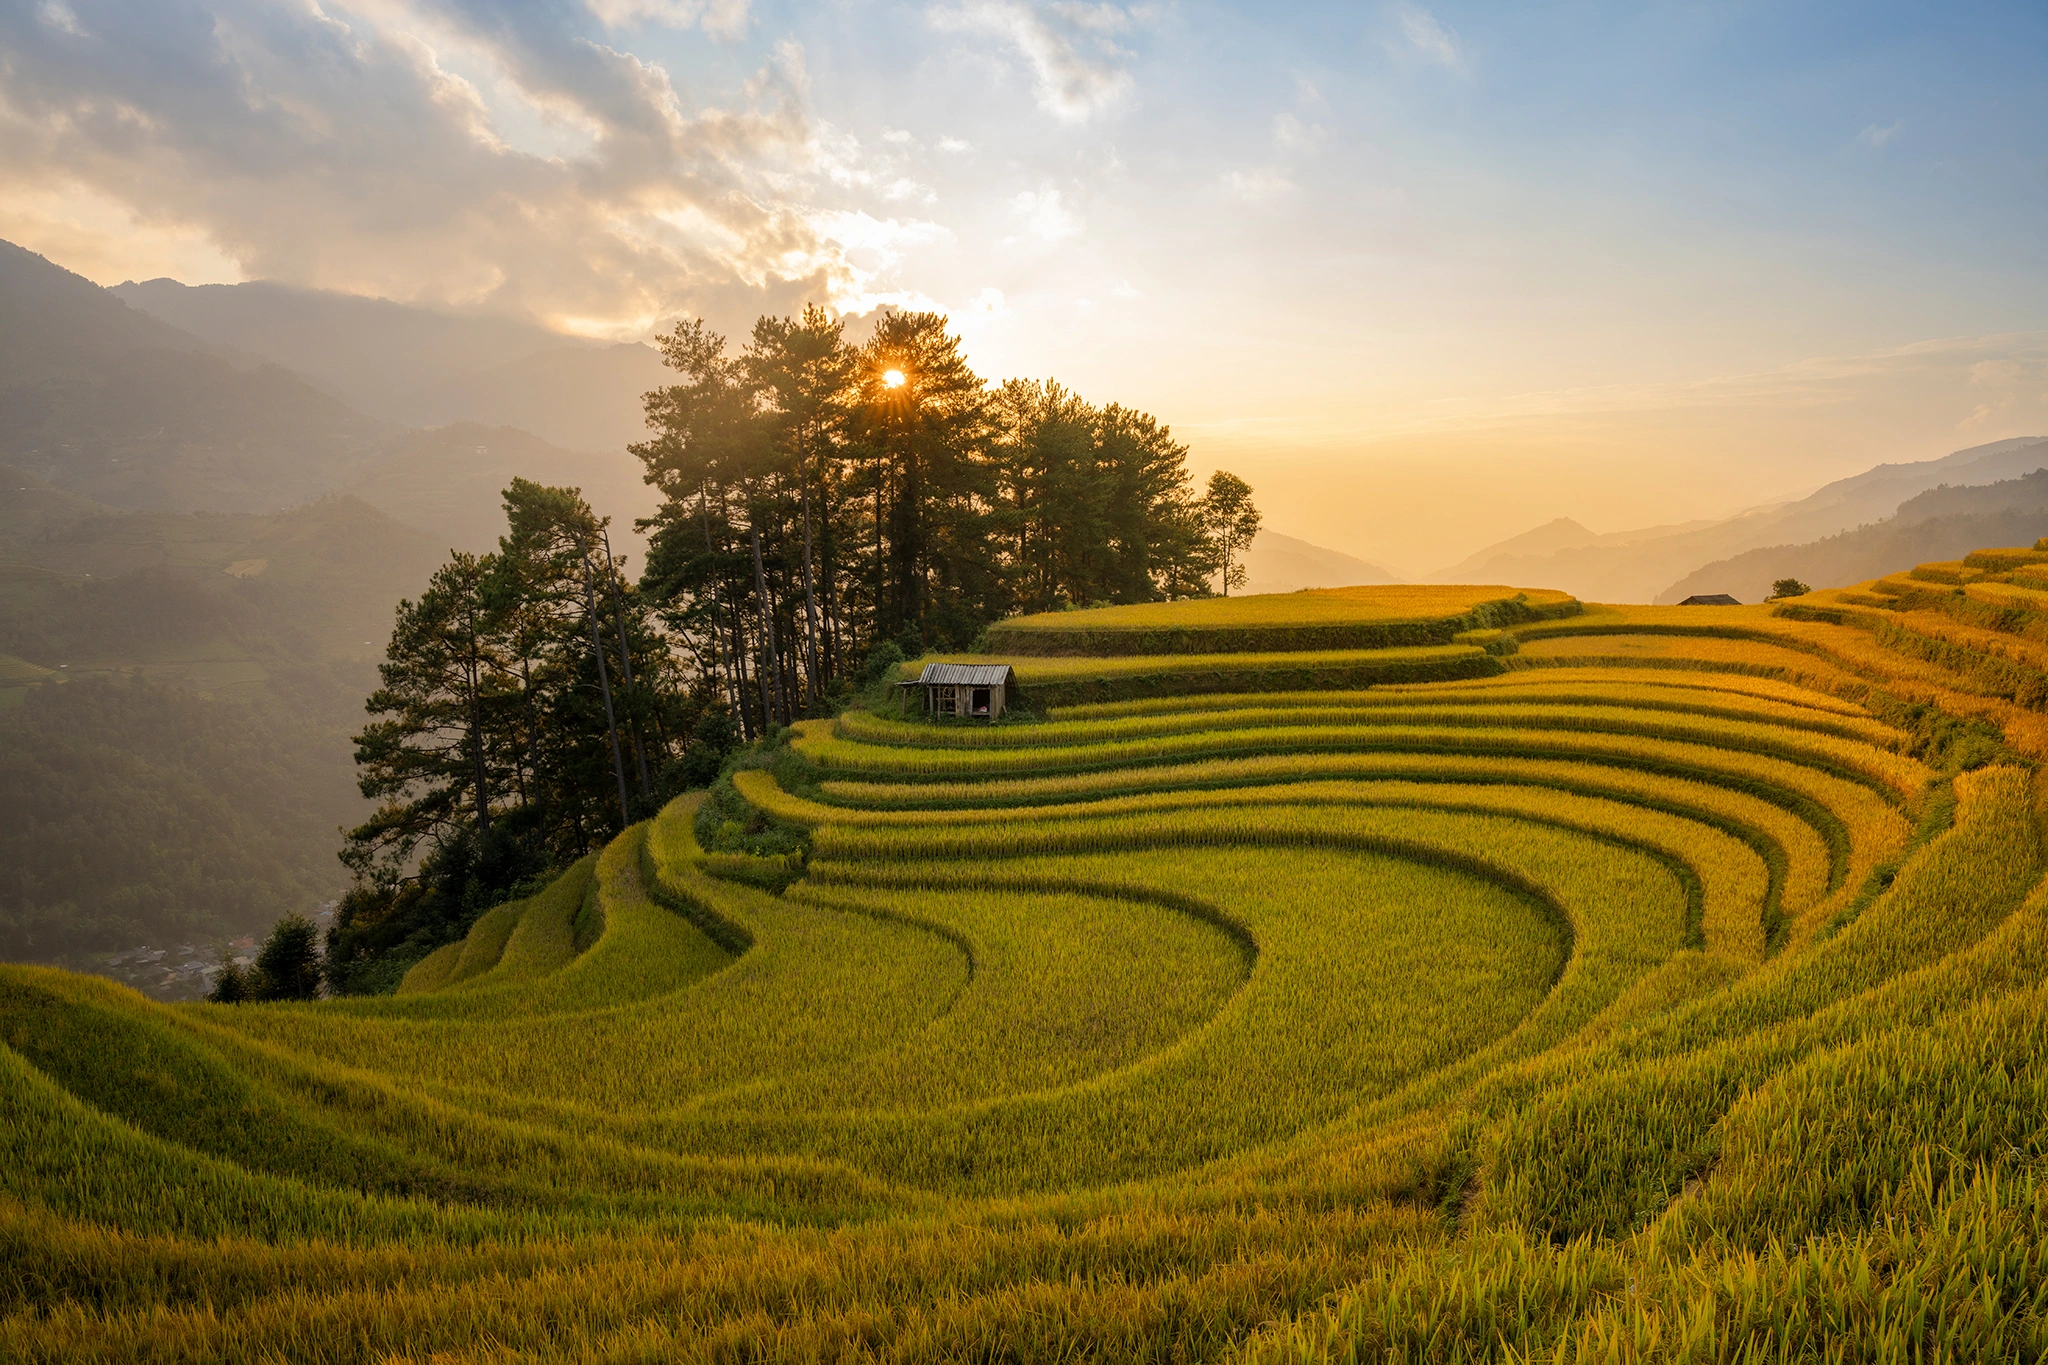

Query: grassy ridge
<box><xmin>985</xmin><ymin>585</ymin><xmax>1579</xmax><ymax>655</ymax></box>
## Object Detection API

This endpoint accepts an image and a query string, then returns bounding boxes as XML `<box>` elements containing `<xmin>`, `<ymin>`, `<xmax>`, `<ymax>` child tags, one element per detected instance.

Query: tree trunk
<box><xmin>750</xmin><ymin>519</ymin><xmax>784</xmax><ymax>727</ymax></box>
<box><xmin>602</xmin><ymin>530</ymin><xmax>653</xmax><ymax>801</ymax></box>
<box><xmin>466</xmin><ymin>625</ymin><xmax>491</xmax><ymax>836</ymax></box>
<box><xmin>821</xmin><ymin>527</ymin><xmax>844</xmax><ymax>677</ymax></box>
<box><xmin>702</xmin><ymin>483</ymin><xmax>746</xmax><ymax>734</ymax></box>
<box><xmin>799</xmin><ymin>477</ymin><xmax>824</xmax><ymax>711</ymax></box>
<box><xmin>585</xmin><ymin>562</ymin><xmax>633</xmax><ymax>830</ymax></box>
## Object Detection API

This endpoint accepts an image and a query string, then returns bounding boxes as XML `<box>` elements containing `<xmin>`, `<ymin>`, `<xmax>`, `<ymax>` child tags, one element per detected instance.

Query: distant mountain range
<box><xmin>1241</xmin><ymin>530</ymin><xmax>1401</xmax><ymax>595</ymax></box>
<box><xmin>0</xmin><ymin>241</ymin><xmax>655</xmax><ymax>559</ymax></box>
<box><xmin>111</xmin><ymin>277</ymin><xmax>668</xmax><ymax>454</ymax></box>
<box><xmin>0</xmin><ymin>240</ymin><xmax>385</xmax><ymax>514</ymax></box>
<box><xmin>1665</xmin><ymin>468</ymin><xmax>2048</xmax><ymax>605</ymax></box>
<box><xmin>1431</xmin><ymin>436</ymin><xmax>2048</xmax><ymax>602</ymax></box>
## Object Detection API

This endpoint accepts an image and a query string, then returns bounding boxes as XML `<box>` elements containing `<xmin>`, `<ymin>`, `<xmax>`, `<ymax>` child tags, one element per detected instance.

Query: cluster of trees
<box><xmin>318</xmin><ymin>479</ymin><xmax>735</xmax><ymax>994</ymax></box>
<box><xmin>208</xmin><ymin>913</ymin><xmax>322</xmax><ymax>1002</ymax></box>
<box><xmin>293</xmin><ymin>307</ymin><xmax>1255</xmax><ymax>994</ymax></box>
<box><xmin>634</xmin><ymin>307</ymin><xmax>1258</xmax><ymax>737</ymax></box>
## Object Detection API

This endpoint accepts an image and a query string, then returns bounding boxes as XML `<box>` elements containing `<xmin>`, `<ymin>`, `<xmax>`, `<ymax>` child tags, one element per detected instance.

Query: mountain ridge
<box><xmin>1429</xmin><ymin>435</ymin><xmax>2048</xmax><ymax>601</ymax></box>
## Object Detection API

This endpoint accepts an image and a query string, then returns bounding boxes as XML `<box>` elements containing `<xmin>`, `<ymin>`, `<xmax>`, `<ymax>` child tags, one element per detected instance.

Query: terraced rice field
<box><xmin>11</xmin><ymin>566</ymin><xmax>2048</xmax><ymax>1360</ymax></box>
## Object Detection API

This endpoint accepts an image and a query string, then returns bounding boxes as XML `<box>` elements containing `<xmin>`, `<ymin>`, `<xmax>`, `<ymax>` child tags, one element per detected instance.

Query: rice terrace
<box><xmin>7</xmin><ymin>5</ymin><xmax>2048</xmax><ymax>1362</ymax></box>
<box><xmin>13</xmin><ymin>550</ymin><xmax>2048</xmax><ymax>1360</ymax></box>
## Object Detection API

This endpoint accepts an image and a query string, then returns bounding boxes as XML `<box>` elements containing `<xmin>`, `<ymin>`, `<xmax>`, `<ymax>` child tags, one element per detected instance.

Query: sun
<box><xmin>881</xmin><ymin>368</ymin><xmax>906</xmax><ymax>389</ymax></box>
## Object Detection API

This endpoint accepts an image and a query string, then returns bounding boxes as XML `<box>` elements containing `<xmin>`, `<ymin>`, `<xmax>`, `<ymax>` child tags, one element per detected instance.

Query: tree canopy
<box><xmin>324</xmin><ymin>479</ymin><xmax>727</xmax><ymax>993</ymax></box>
<box><xmin>633</xmin><ymin>307</ymin><xmax>1250</xmax><ymax>736</ymax></box>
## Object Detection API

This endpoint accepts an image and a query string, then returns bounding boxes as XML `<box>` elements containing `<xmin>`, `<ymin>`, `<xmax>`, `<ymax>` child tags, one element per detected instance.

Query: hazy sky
<box><xmin>4</xmin><ymin>0</ymin><xmax>2046</xmax><ymax>570</ymax></box>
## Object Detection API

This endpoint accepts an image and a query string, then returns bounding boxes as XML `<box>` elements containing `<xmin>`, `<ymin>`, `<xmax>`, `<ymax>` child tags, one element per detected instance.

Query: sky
<box><xmin>3</xmin><ymin>0</ymin><xmax>2046</xmax><ymax>571</ymax></box>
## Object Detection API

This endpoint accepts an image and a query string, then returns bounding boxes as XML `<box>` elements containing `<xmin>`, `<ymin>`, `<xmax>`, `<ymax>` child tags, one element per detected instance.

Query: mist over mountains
<box><xmin>1435</xmin><ymin>436</ymin><xmax>2048</xmax><ymax>603</ymax></box>
<box><xmin>110</xmin><ymin>277</ymin><xmax>669</xmax><ymax>455</ymax></box>
<box><xmin>3</xmin><ymin>242</ymin><xmax>657</xmax><ymax>554</ymax></box>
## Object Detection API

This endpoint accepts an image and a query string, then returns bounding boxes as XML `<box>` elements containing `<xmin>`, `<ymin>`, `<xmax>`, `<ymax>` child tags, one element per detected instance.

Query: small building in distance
<box><xmin>1678</xmin><ymin>593</ymin><xmax>1741</xmax><ymax>606</ymax></box>
<box><xmin>899</xmin><ymin>662</ymin><xmax>1016</xmax><ymax>721</ymax></box>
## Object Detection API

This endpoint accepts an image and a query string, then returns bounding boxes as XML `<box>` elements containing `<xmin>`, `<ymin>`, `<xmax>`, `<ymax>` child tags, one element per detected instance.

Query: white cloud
<box><xmin>1395</xmin><ymin>4</ymin><xmax>1461</xmax><ymax>68</ymax></box>
<box><xmin>964</xmin><ymin>285</ymin><xmax>1009</xmax><ymax>319</ymax></box>
<box><xmin>583</xmin><ymin>0</ymin><xmax>751</xmax><ymax>40</ymax></box>
<box><xmin>0</xmin><ymin>0</ymin><xmax>935</xmax><ymax>335</ymax></box>
<box><xmin>1222</xmin><ymin>168</ymin><xmax>1293</xmax><ymax>203</ymax></box>
<box><xmin>1111</xmin><ymin>278</ymin><xmax>1140</xmax><ymax>299</ymax></box>
<box><xmin>882</xmin><ymin>127</ymin><xmax>914</xmax><ymax>144</ymax></box>
<box><xmin>938</xmin><ymin>136</ymin><xmax>974</xmax><ymax>153</ymax></box>
<box><xmin>1012</xmin><ymin>185</ymin><xmax>1082</xmax><ymax>240</ymax></box>
<box><xmin>928</xmin><ymin>0</ymin><xmax>1138</xmax><ymax>123</ymax></box>
<box><xmin>808</xmin><ymin>209</ymin><xmax>952</xmax><ymax>257</ymax></box>
<box><xmin>1859</xmin><ymin>119</ymin><xmax>1904</xmax><ymax>149</ymax></box>
<box><xmin>1273</xmin><ymin>111</ymin><xmax>1323</xmax><ymax>154</ymax></box>
<box><xmin>882</xmin><ymin>176</ymin><xmax>936</xmax><ymax>203</ymax></box>
<box><xmin>36</xmin><ymin>1</ymin><xmax>86</xmax><ymax>37</ymax></box>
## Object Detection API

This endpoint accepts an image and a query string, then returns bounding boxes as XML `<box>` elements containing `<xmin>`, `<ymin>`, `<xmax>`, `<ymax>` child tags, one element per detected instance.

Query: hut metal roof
<box><xmin>1678</xmin><ymin>593</ymin><xmax>1741</xmax><ymax>606</ymax></box>
<box><xmin>900</xmin><ymin>663</ymin><xmax>1016</xmax><ymax>686</ymax></box>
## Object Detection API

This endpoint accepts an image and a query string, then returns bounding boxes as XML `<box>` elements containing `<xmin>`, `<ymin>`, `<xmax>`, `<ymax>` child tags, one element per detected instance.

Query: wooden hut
<box><xmin>898</xmin><ymin>662</ymin><xmax>1016</xmax><ymax>721</ymax></box>
<box><xmin>1678</xmin><ymin>593</ymin><xmax>1741</xmax><ymax>605</ymax></box>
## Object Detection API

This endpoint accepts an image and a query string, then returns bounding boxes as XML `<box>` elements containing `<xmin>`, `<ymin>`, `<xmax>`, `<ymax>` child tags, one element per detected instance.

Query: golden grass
<box><xmin>993</xmin><ymin>584</ymin><xmax>1575</xmax><ymax>632</ymax></box>
<box><xmin>16</xmin><ymin>549</ymin><xmax>2048</xmax><ymax>1361</ymax></box>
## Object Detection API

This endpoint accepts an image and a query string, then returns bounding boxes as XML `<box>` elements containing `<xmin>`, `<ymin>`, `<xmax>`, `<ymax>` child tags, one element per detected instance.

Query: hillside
<box><xmin>0</xmin><ymin>470</ymin><xmax>445</xmax><ymax>675</ymax></box>
<box><xmin>342</xmin><ymin>423</ymin><xmax>659</xmax><ymax>558</ymax></box>
<box><xmin>1663</xmin><ymin>468</ymin><xmax>2048</xmax><ymax>604</ymax></box>
<box><xmin>0</xmin><ymin>242</ymin><xmax>389</xmax><ymax>513</ymax></box>
<box><xmin>1436</xmin><ymin>436</ymin><xmax>2048</xmax><ymax>601</ymax></box>
<box><xmin>13</xmin><ymin>555</ymin><xmax>2048</xmax><ymax>1355</ymax></box>
<box><xmin>0</xmin><ymin>474</ymin><xmax>449</xmax><ymax>970</ymax></box>
<box><xmin>1240</xmin><ymin>528</ymin><xmax>1401</xmax><ymax>594</ymax></box>
<box><xmin>113</xmin><ymin>276</ymin><xmax>668</xmax><ymax>452</ymax></box>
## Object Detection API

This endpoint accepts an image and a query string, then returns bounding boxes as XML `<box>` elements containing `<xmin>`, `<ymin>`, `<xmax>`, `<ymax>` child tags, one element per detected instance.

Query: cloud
<box><xmin>1011</xmin><ymin>185</ymin><xmax>1082</xmax><ymax>240</ymax></box>
<box><xmin>882</xmin><ymin>176</ymin><xmax>936</xmax><ymax>203</ymax></box>
<box><xmin>1273</xmin><ymin>111</ymin><xmax>1323</xmax><ymax>154</ymax></box>
<box><xmin>938</xmin><ymin>136</ymin><xmax>973</xmax><ymax>153</ymax></box>
<box><xmin>35</xmin><ymin>1</ymin><xmax>85</xmax><ymax>36</ymax></box>
<box><xmin>1859</xmin><ymin>119</ymin><xmax>1904</xmax><ymax>149</ymax></box>
<box><xmin>0</xmin><ymin>0</ymin><xmax>925</xmax><ymax>334</ymax></box>
<box><xmin>581</xmin><ymin>0</ymin><xmax>750</xmax><ymax>40</ymax></box>
<box><xmin>1222</xmin><ymin>168</ymin><xmax>1292</xmax><ymax>203</ymax></box>
<box><xmin>1394</xmin><ymin>4</ymin><xmax>1461</xmax><ymax>68</ymax></box>
<box><xmin>928</xmin><ymin>1</ymin><xmax>1137</xmax><ymax>123</ymax></box>
<box><xmin>1111</xmin><ymin>278</ymin><xmax>1140</xmax><ymax>299</ymax></box>
<box><xmin>964</xmin><ymin>285</ymin><xmax>1009</xmax><ymax>319</ymax></box>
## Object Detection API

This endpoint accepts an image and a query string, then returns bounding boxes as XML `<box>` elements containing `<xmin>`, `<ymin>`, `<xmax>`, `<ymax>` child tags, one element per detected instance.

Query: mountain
<box><xmin>1431</xmin><ymin>516</ymin><xmax>1720</xmax><ymax>585</ymax></box>
<box><xmin>342</xmin><ymin>424</ymin><xmax>658</xmax><ymax>560</ymax></box>
<box><xmin>1241</xmin><ymin>530</ymin><xmax>1402</xmax><ymax>594</ymax></box>
<box><xmin>113</xmin><ymin>277</ymin><xmax>668</xmax><ymax>453</ymax></box>
<box><xmin>1430</xmin><ymin>436</ymin><xmax>2048</xmax><ymax>602</ymax></box>
<box><xmin>410</xmin><ymin>343</ymin><xmax>669</xmax><ymax>453</ymax></box>
<box><xmin>0</xmin><ymin>472</ymin><xmax>451</xmax><ymax>969</ymax></box>
<box><xmin>0</xmin><ymin>242</ymin><xmax>389</xmax><ymax>513</ymax></box>
<box><xmin>0</xmin><ymin>466</ymin><xmax>445</xmax><ymax>680</ymax></box>
<box><xmin>1663</xmin><ymin>468</ymin><xmax>2048</xmax><ymax>605</ymax></box>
